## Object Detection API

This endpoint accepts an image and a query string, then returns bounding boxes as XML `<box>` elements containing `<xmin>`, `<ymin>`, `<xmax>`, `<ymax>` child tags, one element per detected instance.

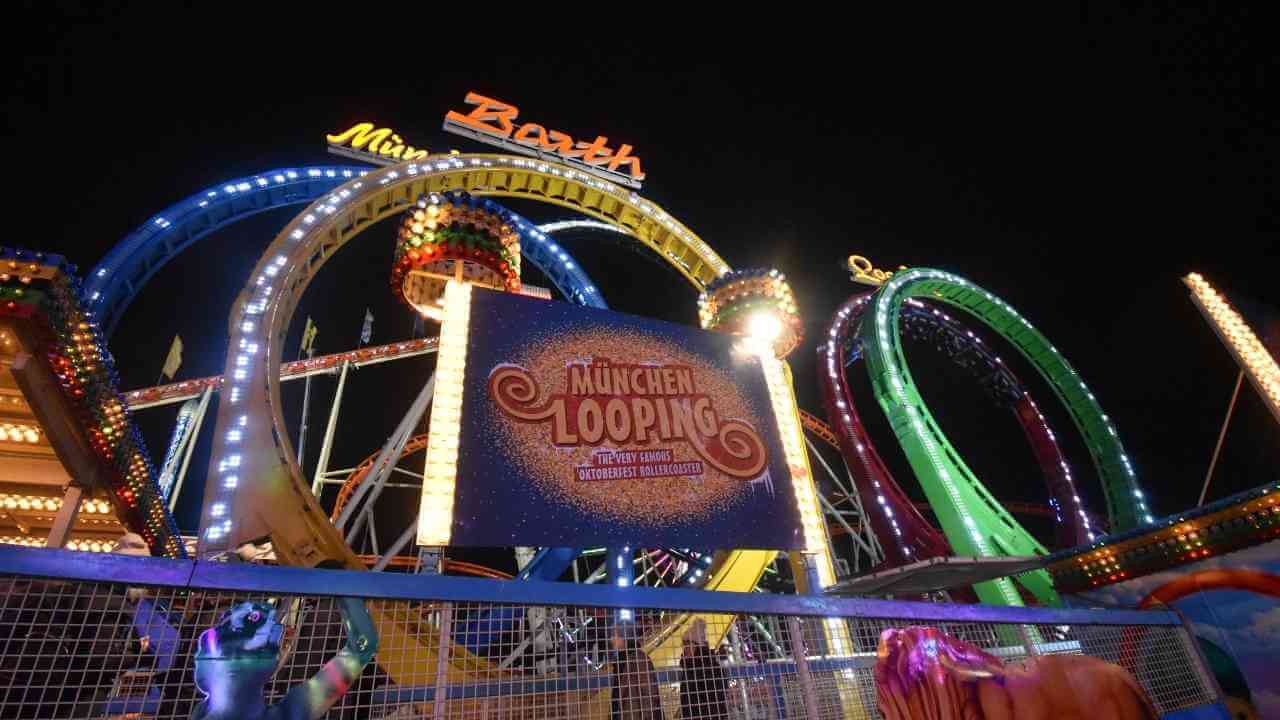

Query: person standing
<box><xmin>611</xmin><ymin>625</ymin><xmax>664</xmax><ymax>720</ymax></box>
<box><xmin>678</xmin><ymin>619</ymin><xmax>729</xmax><ymax>719</ymax></box>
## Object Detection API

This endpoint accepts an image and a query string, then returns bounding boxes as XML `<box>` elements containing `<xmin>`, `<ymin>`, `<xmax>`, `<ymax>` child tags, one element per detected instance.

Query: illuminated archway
<box><xmin>197</xmin><ymin>154</ymin><xmax>736</xmax><ymax>567</ymax></box>
<box><xmin>87</xmin><ymin>167</ymin><xmax>363</xmax><ymax>336</ymax></box>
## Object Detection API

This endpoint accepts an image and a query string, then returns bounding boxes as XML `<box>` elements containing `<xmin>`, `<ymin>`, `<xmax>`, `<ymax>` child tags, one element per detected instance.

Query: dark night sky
<box><xmin>5</xmin><ymin>6</ymin><xmax>1278</xmax><ymax>550</ymax></box>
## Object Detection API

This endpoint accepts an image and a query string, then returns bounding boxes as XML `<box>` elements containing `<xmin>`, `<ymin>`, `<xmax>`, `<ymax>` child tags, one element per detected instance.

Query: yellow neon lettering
<box><xmin>326</xmin><ymin>123</ymin><xmax>392</xmax><ymax>151</ymax></box>
<box><xmin>327</xmin><ymin>123</ymin><xmax>430</xmax><ymax>162</ymax></box>
<box><xmin>847</xmin><ymin>255</ymin><xmax>905</xmax><ymax>286</ymax></box>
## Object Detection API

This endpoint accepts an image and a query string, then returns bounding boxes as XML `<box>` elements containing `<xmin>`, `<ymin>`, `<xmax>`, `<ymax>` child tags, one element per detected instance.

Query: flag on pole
<box><xmin>300</xmin><ymin>316</ymin><xmax>318</xmax><ymax>354</ymax></box>
<box><xmin>161</xmin><ymin>335</ymin><xmax>183</xmax><ymax>380</ymax></box>
<box><xmin>360</xmin><ymin>308</ymin><xmax>374</xmax><ymax>345</ymax></box>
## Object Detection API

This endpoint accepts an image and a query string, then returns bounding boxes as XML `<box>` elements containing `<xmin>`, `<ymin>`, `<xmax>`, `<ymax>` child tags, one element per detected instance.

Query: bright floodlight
<box><xmin>749</xmin><ymin>312</ymin><xmax>783</xmax><ymax>343</ymax></box>
<box><xmin>698</xmin><ymin>268</ymin><xmax>802</xmax><ymax>358</ymax></box>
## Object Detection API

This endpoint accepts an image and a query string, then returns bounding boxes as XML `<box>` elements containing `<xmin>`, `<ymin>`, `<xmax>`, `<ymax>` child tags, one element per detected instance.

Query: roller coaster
<box><xmin>84</xmin><ymin>142</ymin><xmax>1153</xmax><ymax>697</ymax></box>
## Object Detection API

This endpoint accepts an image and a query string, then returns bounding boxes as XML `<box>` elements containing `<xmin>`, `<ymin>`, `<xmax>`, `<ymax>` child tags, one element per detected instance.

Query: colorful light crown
<box><xmin>390</xmin><ymin>192</ymin><xmax>520</xmax><ymax>320</ymax></box>
<box><xmin>698</xmin><ymin>268</ymin><xmax>802</xmax><ymax>358</ymax></box>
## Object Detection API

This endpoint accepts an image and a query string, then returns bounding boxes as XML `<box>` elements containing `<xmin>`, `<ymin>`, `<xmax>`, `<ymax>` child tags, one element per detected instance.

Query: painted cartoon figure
<box><xmin>191</xmin><ymin>597</ymin><xmax>377</xmax><ymax>720</ymax></box>
<box><xmin>875</xmin><ymin>626</ymin><xmax>1156</xmax><ymax>720</ymax></box>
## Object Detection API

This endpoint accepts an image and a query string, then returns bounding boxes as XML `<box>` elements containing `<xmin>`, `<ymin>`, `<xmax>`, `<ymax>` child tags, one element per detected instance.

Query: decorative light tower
<box><xmin>390</xmin><ymin>192</ymin><xmax>521</xmax><ymax>322</ymax></box>
<box><xmin>699</xmin><ymin>269</ymin><xmax>837</xmax><ymax>593</ymax></box>
<box><xmin>699</xmin><ymin>268</ymin><xmax>803</xmax><ymax>358</ymax></box>
<box><xmin>393</xmin><ymin>192</ymin><xmax>525</xmax><ymax>568</ymax></box>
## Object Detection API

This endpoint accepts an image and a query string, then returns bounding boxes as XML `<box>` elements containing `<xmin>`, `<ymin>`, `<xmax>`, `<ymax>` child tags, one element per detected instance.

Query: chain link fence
<box><xmin>0</xmin><ymin>550</ymin><xmax>1218</xmax><ymax>718</ymax></box>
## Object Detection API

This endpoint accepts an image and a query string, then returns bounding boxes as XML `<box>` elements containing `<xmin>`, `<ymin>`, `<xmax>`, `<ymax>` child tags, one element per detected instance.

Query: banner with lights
<box><xmin>416</xmin><ymin>285</ymin><xmax>803</xmax><ymax>549</ymax></box>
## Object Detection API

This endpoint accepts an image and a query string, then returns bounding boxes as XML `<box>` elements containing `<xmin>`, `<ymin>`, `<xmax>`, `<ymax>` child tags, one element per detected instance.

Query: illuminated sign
<box><xmin>847</xmin><ymin>255</ymin><xmax>907</xmax><ymax>286</ymax></box>
<box><xmin>489</xmin><ymin>358</ymin><xmax>769</xmax><ymax>481</ymax></box>
<box><xmin>444</xmin><ymin>92</ymin><xmax>645</xmax><ymax>189</ymax></box>
<box><xmin>417</xmin><ymin>286</ymin><xmax>801</xmax><ymax>549</ymax></box>
<box><xmin>325</xmin><ymin>123</ymin><xmax>429</xmax><ymax>165</ymax></box>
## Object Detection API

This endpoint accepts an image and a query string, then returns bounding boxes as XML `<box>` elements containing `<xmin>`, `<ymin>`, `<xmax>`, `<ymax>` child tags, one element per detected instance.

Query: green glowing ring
<box><xmin>862</xmin><ymin>268</ymin><xmax>1150</xmax><ymax>606</ymax></box>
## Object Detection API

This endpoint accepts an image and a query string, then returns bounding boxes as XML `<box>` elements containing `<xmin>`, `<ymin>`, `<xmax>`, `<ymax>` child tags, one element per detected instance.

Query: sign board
<box><xmin>325</xmin><ymin>123</ymin><xmax>430</xmax><ymax>166</ymax></box>
<box><xmin>847</xmin><ymin>255</ymin><xmax>907</xmax><ymax>286</ymax></box>
<box><xmin>419</xmin><ymin>286</ymin><xmax>803</xmax><ymax>549</ymax></box>
<box><xmin>325</xmin><ymin>94</ymin><xmax>645</xmax><ymax>190</ymax></box>
<box><xmin>444</xmin><ymin>92</ymin><xmax>645</xmax><ymax>189</ymax></box>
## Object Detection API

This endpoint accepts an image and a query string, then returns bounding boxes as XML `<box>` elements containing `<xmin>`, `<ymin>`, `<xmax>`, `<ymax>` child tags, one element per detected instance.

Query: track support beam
<box><xmin>310</xmin><ymin>360</ymin><xmax>351</xmax><ymax>496</ymax></box>
<box><xmin>338</xmin><ymin>375</ymin><xmax>435</xmax><ymax>543</ymax></box>
<box><xmin>170</xmin><ymin>386</ymin><xmax>213</xmax><ymax>513</ymax></box>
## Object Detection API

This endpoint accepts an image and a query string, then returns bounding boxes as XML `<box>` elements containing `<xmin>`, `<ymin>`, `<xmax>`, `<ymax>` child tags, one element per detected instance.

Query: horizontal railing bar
<box><xmin>0</xmin><ymin>545</ymin><xmax>196</xmax><ymax>588</ymax></box>
<box><xmin>0</xmin><ymin>544</ymin><xmax>1181</xmax><ymax>627</ymax></box>
<box><xmin>369</xmin><ymin>656</ymin><xmax>888</xmax><ymax>704</ymax></box>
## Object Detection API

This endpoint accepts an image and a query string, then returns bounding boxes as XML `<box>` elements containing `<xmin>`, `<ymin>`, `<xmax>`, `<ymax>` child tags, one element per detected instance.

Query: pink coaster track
<box><xmin>819</xmin><ymin>291</ymin><xmax>1094</xmax><ymax>574</ymax></box>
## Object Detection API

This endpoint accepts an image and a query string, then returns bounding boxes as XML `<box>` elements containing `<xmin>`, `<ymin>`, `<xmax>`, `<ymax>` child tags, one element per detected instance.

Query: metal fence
<box><xmin>0</xmin><ymin>547</ymin><xmax>1219</xmax><ymax>719</ymax></box>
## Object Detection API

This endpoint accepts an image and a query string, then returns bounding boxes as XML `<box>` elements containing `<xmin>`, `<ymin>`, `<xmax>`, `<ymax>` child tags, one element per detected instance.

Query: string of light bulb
<box><xmin>0</xmin><ymin>536</ymin><xmax>117</xmax><ymax>552</ymax></box>
<box><xmin>0</xmin><ymin>493</ymin><xmax>114</xmax><ymax>514</ymax></box>
<box><xmin>0</xmin><ymin>422</ymin><xmax>40</xmax><ymax>444</ymax></box>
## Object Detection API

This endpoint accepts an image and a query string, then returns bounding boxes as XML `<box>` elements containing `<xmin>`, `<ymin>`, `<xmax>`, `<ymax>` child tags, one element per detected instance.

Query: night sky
<box><xmin>6</xmin><ymin>7</ymin><xmax>1278</xmax><ymax>559</ymax></box>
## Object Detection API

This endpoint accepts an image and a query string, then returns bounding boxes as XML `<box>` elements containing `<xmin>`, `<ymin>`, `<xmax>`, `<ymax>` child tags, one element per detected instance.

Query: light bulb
<box><xmin>748</xmin><ymin>312</ymin><xmax>782</xmax><ymax>343</ymax></box>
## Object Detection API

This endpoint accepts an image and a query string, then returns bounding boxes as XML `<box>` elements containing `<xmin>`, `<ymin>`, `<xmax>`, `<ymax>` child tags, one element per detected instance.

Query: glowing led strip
<box><xmin>417</xmin><ymin>281</ymin><xmax>473</xmax><ymax>546</ymax></box>
<box><xmin>1185</xmin><ymin>273</ymin><xmax>1280</xmax><ymax>423</ymax></box>
<box><xmin>761</xmin><ymin>356</ymin><xmax>851</xmax><ymax>709</ymax></box>
<box><xmin>759</xmin><ymin>355</ymin><xmax>835</xmax><ymax>588</ymax></box>
<box><xmin>535</xmin><ymin>219</ymin><xmax>628</xmax><ymax>236</ymax></box>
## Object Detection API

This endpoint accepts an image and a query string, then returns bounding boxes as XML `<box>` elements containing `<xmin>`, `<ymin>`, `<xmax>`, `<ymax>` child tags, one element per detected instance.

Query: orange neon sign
<box><xmin>444</xmin><ymin>92</ymin><xmax>645</xmax><ymax>187</ymax></box>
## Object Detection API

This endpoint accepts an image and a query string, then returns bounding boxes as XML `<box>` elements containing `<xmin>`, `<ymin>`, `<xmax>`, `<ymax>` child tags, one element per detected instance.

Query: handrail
<box><xmin>0</xmin><ymin>544</ymin><xmax>1180</xmax><ymax>628</ymax></box>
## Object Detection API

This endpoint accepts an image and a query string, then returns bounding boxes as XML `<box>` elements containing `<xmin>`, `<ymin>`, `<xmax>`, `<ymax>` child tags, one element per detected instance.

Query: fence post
<box><xmin>729</xmin><ymin>624</ymin><xmax>752</xmax><ymax>714</ymax></box>
<box><xmin>786</xmin><ymin>616</ymin><xmax>822</xmax><ymax>719</ymax></box>
<box><xmin>1170</xmin><ymin>606</ymin><xmax>1227</xmax><ymax>709</ymax></box>
<box><xmin>1017</xmin><ymin>624</ymin><xmax>1040</xmax><ymax>657</ymax></box>
<box><xmin>45</xmin><ymin>483</ymin><xmax>86</xmax><ymax>549</ymax></box>
<box><xmin>432</xmin><ymin>602</ymin><xmax>453</xmax><ymax>719</ymax></box>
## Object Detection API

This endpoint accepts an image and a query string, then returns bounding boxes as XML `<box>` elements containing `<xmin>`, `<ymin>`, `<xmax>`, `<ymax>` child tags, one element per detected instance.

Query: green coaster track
<box><xmin>861</xmin><ymin>268</ymin><xmax>1152</xmax><ymax>606</ymax></box>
